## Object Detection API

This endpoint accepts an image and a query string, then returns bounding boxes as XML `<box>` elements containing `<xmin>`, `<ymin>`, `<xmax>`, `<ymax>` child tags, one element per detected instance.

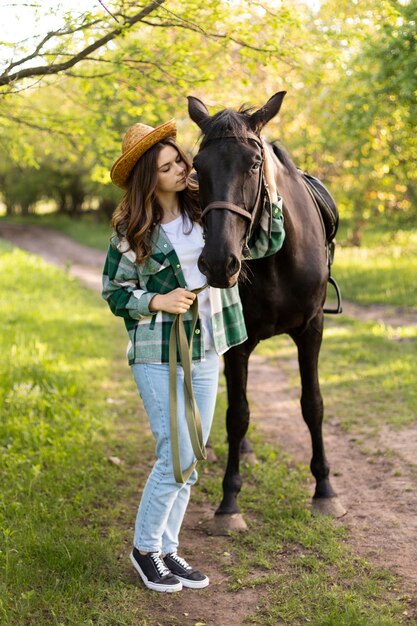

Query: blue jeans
<box><xmin>131</xmin><ymin>349</ymin><xmax>220</xmax><ymax>554</ymax></box>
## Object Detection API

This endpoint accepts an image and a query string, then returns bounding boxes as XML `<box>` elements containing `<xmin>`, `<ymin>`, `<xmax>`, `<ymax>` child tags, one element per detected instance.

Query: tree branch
<box><xmin>0</xmin><ymin>0</ymin><xmax>166</xmax><ymax>87</ymax></box>
<box><xmin>65</xmin><ymin>70</ymin><xmax>115</xmax><ymax>79</ymax></box>
<box><xmin>98</xmin><ymin>1</ymin><xmax>120</xmax><ymax>23</ymax></box>
<box><xmin>139</xmin><ymin>19</ymin><xmax>281</xmax><ymax>54</ymax></box>
<box><xmin>142</xmin><ymin>5</ymin><xmax>288</xmax><ymax>55</ymax></box>
<box><xmin>3</xmin><ymin>18</ymin><xmax>105</xmax><ymax>74</ymax></box>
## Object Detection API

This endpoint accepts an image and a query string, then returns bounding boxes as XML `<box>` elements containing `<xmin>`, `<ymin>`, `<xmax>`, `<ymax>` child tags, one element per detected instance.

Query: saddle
<box><xmin>299</xmin><ymin>169</ymin><xmax>342</xmax><ymax>314</ymax></box>
<box><xmin>300</xmin><ymin>171</ymin><xmax>339</xmax><ymax>243</ymax></box>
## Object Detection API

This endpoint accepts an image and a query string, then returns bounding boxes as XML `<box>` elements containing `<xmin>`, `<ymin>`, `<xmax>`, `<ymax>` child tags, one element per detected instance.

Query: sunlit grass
<box><xmin>255</xmin><ymin>316</ymin><xmax>417</xmax><ymax>433</ymax></box>
<box><xmin>0</xmin><ymin>240</ymin><xmax>150</xmax><ymax>625</ymax></box>
<box><xmin>333</xmin><ymin>225</ymin><xmax>417</xmax><ymax>307</ymax></box>
<box><xmin>0</xmin><ymin>212</ymin><xmax>111</xmax><ymax>250</ymax></box>
<box><xmin>203</xmin><ymin>396</ymin><xmax>405</xmax><ymax>626</ymax></box>
<box><xmin>0</xmin><ymin>239</ymin><xmax>410</xmax><ymax>625</ymax></box>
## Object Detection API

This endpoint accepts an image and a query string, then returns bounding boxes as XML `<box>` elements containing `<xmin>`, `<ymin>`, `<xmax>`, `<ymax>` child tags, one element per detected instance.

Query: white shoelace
<box><xmin>170</xmin><ymin>552</ymin><xmax>192</xmax><ymax>571</ymax></box>
<box><xmin>150</xmin><ymin>553</ymin><xmax>171</xmax><ymax>577</ymax></box>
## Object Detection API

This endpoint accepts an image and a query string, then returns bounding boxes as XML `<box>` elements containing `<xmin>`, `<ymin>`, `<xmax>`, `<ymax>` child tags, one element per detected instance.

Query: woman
<box><xmin>102</xmin><ymin>119</ymin><xmax>285</xmax><ymax>593</ymax></box>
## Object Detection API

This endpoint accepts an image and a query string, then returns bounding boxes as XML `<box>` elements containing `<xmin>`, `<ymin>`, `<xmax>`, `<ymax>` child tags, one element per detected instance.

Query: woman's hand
<box><xmin>149</xmin><ymin>288</ymin><xmax>196</xmax><ymax>314</ymax></box>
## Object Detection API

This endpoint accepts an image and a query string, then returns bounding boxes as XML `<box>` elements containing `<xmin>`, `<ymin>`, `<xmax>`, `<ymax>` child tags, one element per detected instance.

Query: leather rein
<box><xmin>199</xmin><ymin>131</ymin><xmax>266</xmax><ymax>242</ymax></box>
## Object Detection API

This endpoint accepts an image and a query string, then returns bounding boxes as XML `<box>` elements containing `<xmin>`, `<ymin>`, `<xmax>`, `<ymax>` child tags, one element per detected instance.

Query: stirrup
<box><xmin>324</xmin><ymin>275</ymin><xmax>343</xmax><ymax>314</ymax></box>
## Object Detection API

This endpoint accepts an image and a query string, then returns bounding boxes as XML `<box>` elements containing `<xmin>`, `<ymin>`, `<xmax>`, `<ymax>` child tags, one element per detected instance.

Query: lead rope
<box><xmin>169</xmin><ymin>285</ymin><xmax>208</xmax><ymax>483</ymax></box>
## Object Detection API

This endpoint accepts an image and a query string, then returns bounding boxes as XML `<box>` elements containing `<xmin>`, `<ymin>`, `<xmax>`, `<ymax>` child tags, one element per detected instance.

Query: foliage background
<box><xmin>0</xmin><ymin>0</ymin><xmax>415</xmax><ymax>241</ymax></box>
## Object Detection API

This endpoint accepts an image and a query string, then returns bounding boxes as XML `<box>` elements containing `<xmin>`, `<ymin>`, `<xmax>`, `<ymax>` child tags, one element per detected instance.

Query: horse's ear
<box><xmin>249</xmin><ymin>91</ymin><xmax>287</xmax><ymax>132</ymax></box>
<box><xmin>187</xmin><ymin>96</ymin><xmax>211</xmax><ymax>130</ymax></box>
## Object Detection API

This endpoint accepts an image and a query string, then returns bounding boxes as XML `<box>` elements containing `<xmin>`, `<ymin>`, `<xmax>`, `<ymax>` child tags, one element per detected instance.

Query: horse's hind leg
<box><xmin>210</xmin><ymin>343</ymin><xmax>253</xmax><ymax>535</ymax></box>
<box><xmin>291</xmin><ymin>313</ymin><xmax>346</xmax><ymax>517</ymax></box>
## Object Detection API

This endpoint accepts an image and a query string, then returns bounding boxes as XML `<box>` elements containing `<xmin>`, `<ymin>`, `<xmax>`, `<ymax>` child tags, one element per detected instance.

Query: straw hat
<box><xmin>110</xmin><ymin>119</ymin><xmax>177</xmax><ymax>188</ymax></box>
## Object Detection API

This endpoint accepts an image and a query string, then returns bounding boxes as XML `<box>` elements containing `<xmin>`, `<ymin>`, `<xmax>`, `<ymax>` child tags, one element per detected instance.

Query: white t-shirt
<box><xmin>161</xmin><ymin>215</ymin><xmax>213</xmax><ymax>349</ymax></box>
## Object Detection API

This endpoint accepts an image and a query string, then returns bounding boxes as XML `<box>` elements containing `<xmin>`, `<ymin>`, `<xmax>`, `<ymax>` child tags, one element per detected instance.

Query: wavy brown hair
<box><xmin>111</xmin><ymin>139</ymin><xmax>200</xmax><ymax>264</ymax></box>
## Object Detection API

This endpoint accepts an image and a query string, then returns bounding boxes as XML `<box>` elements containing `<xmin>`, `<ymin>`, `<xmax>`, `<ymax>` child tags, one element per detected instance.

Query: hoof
<box><xmin>311</xmin><ymin>497</ymin><xmax>346</xmax><ymax>518</ymax></box>
<box><xmin>240</xmin><ymin>451</ymin><xmax>258</xmax><ymax>466</ymax></box>
<box><xmin>205</xmin><ymin>446</ymin><xmax>218</xmax><ymax>463</ymax></box>
<box><xmin>204</xmin><ymin>513</ymin><xmax>248</xmax><ymax>536</ymax></box>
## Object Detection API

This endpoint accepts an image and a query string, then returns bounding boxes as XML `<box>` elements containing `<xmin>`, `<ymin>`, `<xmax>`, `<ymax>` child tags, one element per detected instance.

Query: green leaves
<box><xmin>1</xmin><ymin>1</ymin><xmax>416</xmax><ymax>229</ymax></box>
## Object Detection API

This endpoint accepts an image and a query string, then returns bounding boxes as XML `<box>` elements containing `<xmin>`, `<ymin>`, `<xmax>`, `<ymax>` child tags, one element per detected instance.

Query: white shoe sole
<box><xmin>129</xmin><ymin>552</ymin><xmax>182</xmax><ymax>593</ymax></box>
<box><xmin>176</xmin><ymin>575</ymin><xmax>210</xmax><ymax>589</ymax></box>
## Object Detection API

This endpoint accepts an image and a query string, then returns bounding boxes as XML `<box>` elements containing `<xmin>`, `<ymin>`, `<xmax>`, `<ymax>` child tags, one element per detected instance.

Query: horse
<box><xmin>187</xmin><ymin>91</ymin><xmax>346</xmax><ymax>534</ymax></box>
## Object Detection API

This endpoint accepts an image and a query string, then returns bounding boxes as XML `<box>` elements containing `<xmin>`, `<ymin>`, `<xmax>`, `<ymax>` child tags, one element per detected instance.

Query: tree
<box><xmin>0</xmin><ymin>2</ymin><xmax>167</xmax><ymax>89</ymax></box>
<box><xmin>0</xmin><ymin>0</ymin><xmax>307</xmax><ymax>216</ymax></box>
<box><xmin>285</xmin><ymin>0</ymin><xmax>417</xmax><ymax>241</ymax></box>
<box><xmin>2</xmin><ymin>0</ymin><xmax>414</xmax><ymax>233</ymax></box>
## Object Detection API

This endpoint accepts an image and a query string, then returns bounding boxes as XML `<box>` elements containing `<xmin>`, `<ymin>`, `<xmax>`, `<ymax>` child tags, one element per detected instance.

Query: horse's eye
<box><xmin>192</xmin><ymin>161</ymin><xmax>199</xmax><ymax>171</ymax></box>
<box><xmin>251</xmin><ymin>162</ymin><xmax>261</xmax><ymax>171</ymax></box>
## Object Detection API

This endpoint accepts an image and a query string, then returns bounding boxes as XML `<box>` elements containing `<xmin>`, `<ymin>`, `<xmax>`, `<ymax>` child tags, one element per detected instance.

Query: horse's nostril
<box><xmin>227</xmin><ymin>254</ymin><xmax>241</xmax><ymax>277</ymax></box>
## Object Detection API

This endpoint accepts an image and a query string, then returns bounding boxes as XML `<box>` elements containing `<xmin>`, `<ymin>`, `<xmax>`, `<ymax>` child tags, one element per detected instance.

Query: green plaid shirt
<box><xmin>102</xmin><ymin>199</ymin><xmax>284</xmax><ymax>364</ymax></box>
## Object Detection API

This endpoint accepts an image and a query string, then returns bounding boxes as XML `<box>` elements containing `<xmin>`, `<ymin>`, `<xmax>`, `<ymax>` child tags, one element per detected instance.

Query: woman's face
<box><xmin>156</xmin><ymin>145</ymin><xmax>187</xmax><ymax>194</ymax></box>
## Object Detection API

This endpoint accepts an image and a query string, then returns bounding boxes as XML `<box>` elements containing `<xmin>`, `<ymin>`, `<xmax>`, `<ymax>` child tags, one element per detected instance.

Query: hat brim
<box><xmin>110</xmin><ymin>119</ymin><xmax>177</xmax><ymax>189</ymax></box>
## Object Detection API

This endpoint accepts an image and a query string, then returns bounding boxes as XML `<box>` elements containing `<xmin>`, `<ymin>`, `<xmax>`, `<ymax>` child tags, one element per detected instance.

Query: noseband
<box><xmin>199</xmin><ymin>131</ymin><xmax>266</xmax><ymax>242</ymax></box>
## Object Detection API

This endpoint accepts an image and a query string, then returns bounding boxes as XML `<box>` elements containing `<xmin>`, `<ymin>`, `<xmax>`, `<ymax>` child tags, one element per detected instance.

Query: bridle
<box><xmin>198</xmin><ymin>131</ymin><xmax>267</xmax><ymax>244</ymax></box>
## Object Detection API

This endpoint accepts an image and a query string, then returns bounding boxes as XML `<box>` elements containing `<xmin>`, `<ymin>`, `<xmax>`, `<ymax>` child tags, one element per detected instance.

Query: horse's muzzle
<box><xmin>198</xmin><ymin>253</ymin><xmax>241</xmax><ymax>288</ymax></box>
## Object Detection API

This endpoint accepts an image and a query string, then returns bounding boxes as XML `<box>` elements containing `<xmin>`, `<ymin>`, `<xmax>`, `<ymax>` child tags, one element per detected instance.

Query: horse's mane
<box><xmin>271</xmin><ymin>143</ymin><xmax>299</xmax><ymax>177</ymax></box>
<box><xmin>201</xmin><ymin>106</ymin><xmax>254</xmax><ymax>145</ymax></box>
<box><xmin>200</xmin><ymin>106</ymin><xmax>298</xmax><ymax>177</ymax></box>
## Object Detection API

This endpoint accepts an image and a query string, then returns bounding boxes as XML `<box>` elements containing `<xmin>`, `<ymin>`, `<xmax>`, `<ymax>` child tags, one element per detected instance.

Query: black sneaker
<box><xmin>163</xmin><ymin>552</ymin><xmax>209</xmax><ymax>589</ymax></box>
<box><xmin>130</xmin><ymin>547</ymin><xmax>182</xmax><ymax>593</ymax></box>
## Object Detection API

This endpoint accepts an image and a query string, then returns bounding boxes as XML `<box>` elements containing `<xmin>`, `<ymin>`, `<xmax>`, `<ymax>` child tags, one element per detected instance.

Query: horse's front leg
<box><xmin>291</xmin><ymin>313</ymin><xmax>346</xmax><ymax>517</ymax></box>
<box><xmin>211</xmin><ymin>343</ymin><xmax>253</xmax><ymax>535</ymax></box>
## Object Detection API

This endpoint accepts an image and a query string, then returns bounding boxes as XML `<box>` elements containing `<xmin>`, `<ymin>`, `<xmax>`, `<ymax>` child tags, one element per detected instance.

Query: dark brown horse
<box><xmin>188</xmin><ymin>92</ymin><xmax>345</xmax><ymax>533</ymax></box>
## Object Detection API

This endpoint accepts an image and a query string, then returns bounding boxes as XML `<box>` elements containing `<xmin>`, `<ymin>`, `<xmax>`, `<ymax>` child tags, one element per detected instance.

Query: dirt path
<box><xmin>2</xmin><ymin>223</ymin><xmax>417</xmax><ymax>622</ymax></box>
<box><xmin>342</xmin><ymin>300</ymin><xmax>417</xmax><ymax>329</ymax></box>
<box><xmin>248</xmin><ymin>355</ymin><xmax>417</xmax><ymax>587</ymax></box>
<box><xmin>0</xmin><ymin>222</ymin><xmax>105</xmax><ymax>291</ymax></box>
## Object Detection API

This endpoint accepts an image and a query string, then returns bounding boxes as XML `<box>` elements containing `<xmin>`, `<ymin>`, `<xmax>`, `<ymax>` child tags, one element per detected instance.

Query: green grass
<box><xmin>333</xmin><ymin>224</ymin><xmax>417</xmax><ymax>307</ymax></box>
<box><xmin>0</xmin><ymin>239</ymin><xmax>413</xmax><ymax>625</ymax></box>
<box><xmin>322</xmin><ymin>316</ymin><xmax>417</xmax><ymax>432</ymax></box>
<box><xmin>203</xmin><ymin>399</ymin><xmax>405</xmax><ymax>625</ymax></box>
<box><xmin>0</xmin><ymin>240</ymin><xmax>150</xmax><ymax>624</ymax></box>
<box><xmin>256</xmin><ymin>316</ymin><xmax>417</xmax><ymax>434</ymax></box>
<box><xmin>0</xmin><ymin>213</ymin><xmax>111</xmax><ymax>251</ymax></box>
